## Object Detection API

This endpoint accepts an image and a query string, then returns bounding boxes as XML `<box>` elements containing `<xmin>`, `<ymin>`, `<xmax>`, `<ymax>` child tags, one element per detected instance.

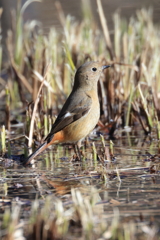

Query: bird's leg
<box><xmin>73</xmin><ymin>143</ymin><xmax>82</xmax><ymax>161</ymax></box>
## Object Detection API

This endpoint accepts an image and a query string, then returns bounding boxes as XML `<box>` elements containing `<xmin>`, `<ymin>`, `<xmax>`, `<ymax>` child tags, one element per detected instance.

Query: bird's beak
<box><xmin>102</xmin><ymin>65</ymin><xmax>110</xmax><ymax>70</ymax></box>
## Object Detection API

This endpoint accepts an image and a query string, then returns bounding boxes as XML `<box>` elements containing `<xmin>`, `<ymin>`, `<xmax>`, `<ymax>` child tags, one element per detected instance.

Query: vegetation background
<box><xmin>0</xmin><ymin>0</ymin><xmax>160</xmax><ymax>240</ymax></box>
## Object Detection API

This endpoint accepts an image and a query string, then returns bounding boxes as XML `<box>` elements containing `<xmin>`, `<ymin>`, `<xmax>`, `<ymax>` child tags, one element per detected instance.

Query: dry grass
<box><xmin>0</xmin><ymin>0</ymin><xmax>160</xmax><ymax>239</ymax></box>
<box><xmin>1</xmin><ymin>3</ymin><xmax>160</xmax><ymax>148</ymax></box>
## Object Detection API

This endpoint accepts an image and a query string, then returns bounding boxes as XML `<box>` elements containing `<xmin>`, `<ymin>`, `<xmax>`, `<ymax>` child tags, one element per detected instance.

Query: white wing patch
<box><xmin>64</xmin><ymin>112</ymin><xmax>72</xmax><ymax>118</ymax></box>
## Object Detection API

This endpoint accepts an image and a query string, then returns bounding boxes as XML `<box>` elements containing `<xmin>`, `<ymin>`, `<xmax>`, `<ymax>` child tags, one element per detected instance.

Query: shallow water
<box><xmin>1</xmin><ymin>127</ymin><xmax>160</xmax><ymax>234</ymax></box>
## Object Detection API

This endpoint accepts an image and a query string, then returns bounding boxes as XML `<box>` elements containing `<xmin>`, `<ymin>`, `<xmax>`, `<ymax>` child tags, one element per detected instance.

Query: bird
<box><xmin>24</xmin><ymin>61</ymin><xmax>110</xmax><ymax>165</ymax></box>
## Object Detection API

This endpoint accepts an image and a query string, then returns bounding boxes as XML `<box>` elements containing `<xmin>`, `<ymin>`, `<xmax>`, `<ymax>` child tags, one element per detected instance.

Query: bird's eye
<box><xmin>92</xmin><ymin>67</ymin><xmax>97</xmax><ymax>72</ymax></box>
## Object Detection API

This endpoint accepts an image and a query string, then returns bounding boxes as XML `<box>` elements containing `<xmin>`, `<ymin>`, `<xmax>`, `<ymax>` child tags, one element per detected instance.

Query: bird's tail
<box><xmin>24</xmin><ymin>142</ymin><xmax>48</xmax><ymax>166</ymax></box>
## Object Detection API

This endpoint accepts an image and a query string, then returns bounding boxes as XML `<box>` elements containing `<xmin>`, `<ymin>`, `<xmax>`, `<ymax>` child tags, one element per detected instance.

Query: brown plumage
<box><xmin>24</xmin><ymin>61</ymin><xmax>110</xmax><ymax>165</ymax></box>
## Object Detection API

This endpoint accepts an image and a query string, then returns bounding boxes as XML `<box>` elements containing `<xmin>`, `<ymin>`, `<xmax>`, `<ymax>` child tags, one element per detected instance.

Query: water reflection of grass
<box><xmin>0</xmin><ymin>0</ymin><xmax>160</xmax><ymax>239</ymax></box>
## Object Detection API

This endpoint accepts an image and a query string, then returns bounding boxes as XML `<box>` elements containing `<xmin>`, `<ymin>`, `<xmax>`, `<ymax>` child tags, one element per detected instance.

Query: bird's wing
<box><xmin>45</xmin><ymin>91</ymin><xmax>92</xmax><ymax>142</ymax></box>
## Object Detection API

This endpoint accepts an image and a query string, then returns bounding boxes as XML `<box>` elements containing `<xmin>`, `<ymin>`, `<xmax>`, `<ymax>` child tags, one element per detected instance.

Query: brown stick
<box><xmin>28</xmin><ymin>62</ymin><xmax>51</xmax><ymax>148</ymax></box>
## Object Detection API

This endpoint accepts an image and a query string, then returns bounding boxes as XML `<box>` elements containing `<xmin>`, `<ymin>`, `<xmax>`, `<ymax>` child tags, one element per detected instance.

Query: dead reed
<box><xmin>0</xmin><ymin>0</ymin><xmax>160</xmax><ymax>239</ymax></box>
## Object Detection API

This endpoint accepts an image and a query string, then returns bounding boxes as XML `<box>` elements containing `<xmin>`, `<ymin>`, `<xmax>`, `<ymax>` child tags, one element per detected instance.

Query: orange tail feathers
<box><xmin>24</xmin><ymin>142</ymin><xmax>49</xmax><ymax>166</ymax></box>
<box><xmin>24</xmin><ymin>131</ymin><xmax>65</xmax><ymax>166</ymax></box>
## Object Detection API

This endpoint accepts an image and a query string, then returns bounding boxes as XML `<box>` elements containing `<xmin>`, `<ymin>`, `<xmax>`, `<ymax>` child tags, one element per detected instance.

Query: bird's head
<box><xmin>74</xmin><ymin>61</ymin><xmax>110</xmax><ymax>90</ymax></box>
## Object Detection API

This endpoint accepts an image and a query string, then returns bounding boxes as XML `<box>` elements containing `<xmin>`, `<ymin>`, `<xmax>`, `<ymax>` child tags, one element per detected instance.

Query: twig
<box><xmin>96</xmin><ymin>0</ymin><xmax>114</xmax><ymax>60</ymax></box>
<box><xmin>28</xmin><ymin>62</ymin><xmax>51</xmax><ymax>147</ymax></box>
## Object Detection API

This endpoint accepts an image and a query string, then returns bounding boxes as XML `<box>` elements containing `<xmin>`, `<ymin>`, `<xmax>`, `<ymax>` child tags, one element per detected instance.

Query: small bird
<box><xmin>24</xmin><ymin>61</ymin><xmax>110</xmax><ymax>165</ymax></box>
